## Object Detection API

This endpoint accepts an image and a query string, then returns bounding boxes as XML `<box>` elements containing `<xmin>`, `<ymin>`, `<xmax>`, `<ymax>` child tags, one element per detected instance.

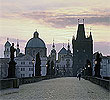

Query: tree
<box><xmin>35</xmin><ymin>52</ymin><xmax>41</xmax><ymax>76</ymax></box>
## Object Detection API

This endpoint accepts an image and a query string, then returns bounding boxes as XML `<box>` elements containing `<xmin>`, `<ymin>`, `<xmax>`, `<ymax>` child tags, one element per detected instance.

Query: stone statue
<box><xmin>10</xmin><ymin>43</ymin><xmax>16</xmax><ymax>61</ymax></box>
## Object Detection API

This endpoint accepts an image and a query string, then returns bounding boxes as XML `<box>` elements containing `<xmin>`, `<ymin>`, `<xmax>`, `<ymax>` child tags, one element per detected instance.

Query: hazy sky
<box><xmin>0</xmin><ymin>0</ymin><xmax>110</xmax><ymax>57</ymax></box>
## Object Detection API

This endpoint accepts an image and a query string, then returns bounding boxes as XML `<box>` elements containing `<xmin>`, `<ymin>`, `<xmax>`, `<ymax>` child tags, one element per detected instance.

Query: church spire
<box><xmin>52</xmin><ymin>39</ymin><xmax>55</xmax><ymax>49</ymax></box>
<box><xmin>67</xmin><ymin>40</ymin><xmax>70</xmax><ymax>50</ymax></box>
<box><xmin>17</xmin><ymin>39</ymin><xmax>19</xmax><ymax>48</ymax></box>
<box><xmin>89</xmin><ymin>27</ymin><xmax>92</xmax><ymax>40</ymax></box>
<box><xmin>76</xmin><ymin>19</ymin><xmax>86</xmax><ymax>40</ymax></box>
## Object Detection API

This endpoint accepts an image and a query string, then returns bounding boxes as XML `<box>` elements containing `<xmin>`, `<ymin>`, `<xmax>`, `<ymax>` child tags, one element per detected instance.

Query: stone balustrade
<box><xmin>83</xmin><ymin>76</ymin><xmax>110</xmax><ymax>90</ymax></box>
<box><xmin>0</xmin><ymin>78</ymin><xmax>19</xmax><ymax>90</ymax></box>
<box><xmin>0</xmin><ymin>76</ymin><xmax>59</xmax><ymax>90</ymax></box>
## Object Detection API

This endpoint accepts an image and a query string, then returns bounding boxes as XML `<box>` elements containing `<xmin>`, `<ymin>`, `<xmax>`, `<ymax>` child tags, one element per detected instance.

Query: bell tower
<box><xmin>4</xmin><ymin>38</ymin><xmax>11</xmax><ymax>58</ymax></box>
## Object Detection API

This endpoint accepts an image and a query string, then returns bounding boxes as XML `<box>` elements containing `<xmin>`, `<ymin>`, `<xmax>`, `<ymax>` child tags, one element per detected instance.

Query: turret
<box><xmin>67</xmin><ymin>40</ymin><xmax>71</xmax><ymax>54</ymax></box>
<box><xmin>4</xmin><ymin>38</ymin><xmax>11</xmax><ymax>58</ymax></box>
<box><xmin>76</xmin><ymin>19</ymin><xmax>86</xmax><ymax>40</ymax></box>
<box><xmin>50</xmin><ymin>40</ymin><xmax>56</xmax><ymax>61</ymax></box>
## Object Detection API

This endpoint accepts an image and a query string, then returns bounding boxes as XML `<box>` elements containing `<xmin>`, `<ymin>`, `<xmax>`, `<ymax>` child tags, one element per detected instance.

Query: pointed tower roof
<box><xmin>67</xmin><ymin>40</ymin><xmax>70</xmax><ymax>50</ymax></box>
<box><xmin>51</xmin><ymin>39</ymin><xmax>56</xmax><ymax>53</ymax></box>
<box><xmin>59</xmin><ymin>47</ymin><xmax>67</xmax><ymax>54</ymax></box>
<box><xmin>89</xmin><ymin>28</ymin><xmax>93</xmax><ymax>40</ymax></box>
<box><xmin>59</xmin><ymin>44</ymin><xmax>67</xmax><ymax>54</ymax></box>
<box><xmin>76</xmin><ymin>19</ymin><xmax>86</xmax><ymax>40</ymax></box>
<box><xmin>76</xmin><ymin>24</ymin><xmax>86</xmax><ymax>40</ymax></box>
<box><xmin>5</xmin><ymin>38</ymin><xmax>11</xmax><ymax>47</ymax></box>
<box><xmin>17</xmin><ymin>39</ymin><xmax>19</xmax><ymax>48</ymax></box>
<box><xmin>67</xmin><ymin>40</ymin><xmax>71</xmax><ymax>54</ymax></box>
<box><xmin>87</xmin><ymin>27</ymin><xmax>93</xmax><ymax>41</ymax></box>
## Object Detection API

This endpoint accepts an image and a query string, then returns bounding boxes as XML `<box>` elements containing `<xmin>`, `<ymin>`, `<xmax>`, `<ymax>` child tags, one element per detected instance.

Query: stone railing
<box><xmin>0</xmin><ymin>78</ymin><xmax>19</xmax><ymax>90</ymax></box>
<box><xmin>0</xmin><ymin>76</ymin><xmax>59</xmax><ymax>90</ymax></box>
<box><xmin>19</xmin><ymin>76</ymin><xmax>59</xmax><ymax>85</ymax></box>
<box><xmin>83</xmin><ymin>76</ymin><xmax>110</xmax><ymax>90</ymax></box>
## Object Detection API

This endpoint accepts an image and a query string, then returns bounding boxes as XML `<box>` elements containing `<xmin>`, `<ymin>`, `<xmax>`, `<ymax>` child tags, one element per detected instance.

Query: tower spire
<box><xmin>17</xmin><ymin>39</ymin><xmax>19</xmax><ymax>48</ymax></box>
<box><xmin>68</xmin><ymin>40</ymin><xmax>70</xmax><ymax>50</ymax></box>
<box><xmin>52</xmin><ymin>39</ymin><xmax>55</xmax><ymax>49</ymax></box>
<box><xmin>90</xmin><ymin>27</ymin><xmax>91</xmax><ymax>32</ymax></box>
<box><xmin>63</xmin><ymin>43</ymin><xmax>64</xmax><ymax>47</ymax></box>
<box><xmin>78</xmin><ymin>19</ymin><xmax>79</xmax><ymax>24</ymax></box>
<box><xmin>83</xmin><ymin>19</ymin><xmax>84</xmax><ymax>24</ymax></box>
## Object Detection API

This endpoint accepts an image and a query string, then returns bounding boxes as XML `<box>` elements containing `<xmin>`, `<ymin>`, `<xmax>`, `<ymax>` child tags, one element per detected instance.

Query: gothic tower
<box><xmin>4</xmin><ymin>38</ymin><xmax>11</xmax><ymax>58</ymax></box>
<box><xmin>72</xmin><ymin>19</ymin><xmax>93</xmax><ymax>76</ymax></box>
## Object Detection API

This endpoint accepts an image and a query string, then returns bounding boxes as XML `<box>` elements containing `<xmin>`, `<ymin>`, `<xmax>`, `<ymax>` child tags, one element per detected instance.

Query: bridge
<box><xmin>0</xmin><ymin>77</ymin><xmax>109</xmax><ymax>100</ymax></box>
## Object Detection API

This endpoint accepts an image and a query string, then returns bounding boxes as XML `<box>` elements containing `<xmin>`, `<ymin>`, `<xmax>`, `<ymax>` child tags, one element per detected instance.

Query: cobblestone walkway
<box><xmin>0</xmin><ymin>77</ymin><xmax>109</xmax><ymax>100</ymax></box>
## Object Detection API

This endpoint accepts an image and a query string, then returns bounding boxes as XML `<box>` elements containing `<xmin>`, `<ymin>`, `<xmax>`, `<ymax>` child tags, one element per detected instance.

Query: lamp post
<box><xmin>32</xmin><ymin>58</ymin><xmax>35</xmax><ymax>77</ymax></box>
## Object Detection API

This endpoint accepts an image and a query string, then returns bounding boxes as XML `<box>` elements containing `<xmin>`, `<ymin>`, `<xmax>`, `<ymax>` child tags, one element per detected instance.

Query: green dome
<box><xmin>26</xmin><ymin>31</ymin><xmax>46</xmax><ymax>48</ymax></box>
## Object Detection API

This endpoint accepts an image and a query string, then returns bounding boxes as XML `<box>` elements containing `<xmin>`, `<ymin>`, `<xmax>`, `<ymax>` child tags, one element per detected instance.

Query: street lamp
<box><xmin>88</xmin><ymin>64</ymin><xmax>90</xmax><ymax>68</ymax></box>
<box><xmin>95</xmin><ymin>61</ymin><xmax>97</xmax><ymax>64</ymax></box>
<box><xmin>32</xmin><ymin>58</ymin><xmax>35</xmax><ymax>77</ymax></box>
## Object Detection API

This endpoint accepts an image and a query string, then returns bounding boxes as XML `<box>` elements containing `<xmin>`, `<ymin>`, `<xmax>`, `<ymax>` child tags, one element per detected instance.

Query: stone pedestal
<box><xmin>8</xmin><ymin>61</ymin><xmax>16</xmax><ymax>78</ymax></box>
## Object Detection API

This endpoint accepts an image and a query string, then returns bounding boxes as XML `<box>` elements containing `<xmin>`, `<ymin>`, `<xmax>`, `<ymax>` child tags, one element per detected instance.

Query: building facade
<box><xmin>56</xmin><ymin>43</ymin><xmax>73</xmax><ymax>76</ymax></box>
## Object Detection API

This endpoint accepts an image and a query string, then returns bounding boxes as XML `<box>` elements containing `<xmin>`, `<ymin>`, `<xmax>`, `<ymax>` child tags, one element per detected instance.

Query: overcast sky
<box><xmin>0</xmin><ymin>0</ymin><xmax>110</xmax><ymax>57</ymax></box>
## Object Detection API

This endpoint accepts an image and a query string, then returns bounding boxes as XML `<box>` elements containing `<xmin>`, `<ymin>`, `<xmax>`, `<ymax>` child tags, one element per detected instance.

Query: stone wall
<box><xmin>0</xmin><ymin>76</ymin><xmax>59</xmax><ymax>90</ymax></box>
<box><xmin>0</xmin><ymin>78</ymin><xmax>19</xmax><ymax>90</ymax></box>
<box><xmin>83</xmin><ymin>76</ymin><xmax>110</xmax><ymax>90</ymax></box>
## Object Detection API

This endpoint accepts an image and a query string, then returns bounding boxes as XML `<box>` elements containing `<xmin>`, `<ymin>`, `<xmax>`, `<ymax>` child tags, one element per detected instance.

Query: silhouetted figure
<box><xmin>8</xmin><ymin>43</ymin><xmax>16</xmax><ymax>78</ymax></box>
<box><xmin>78</xmin><ymin>73</ymin><xmax>81</xmax><ymax>81</ymax></box>
<box><xmin>10</xmin><ymin>43</ymin><xmax>16</xmax><ymax>61</ymax></box>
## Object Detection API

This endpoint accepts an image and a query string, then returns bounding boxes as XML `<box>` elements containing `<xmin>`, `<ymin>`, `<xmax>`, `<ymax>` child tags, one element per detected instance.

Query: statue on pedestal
<box><xmin>8</xmin><ymin>43</ymin><xmax>16</xmax><ymax>78</ymax></box>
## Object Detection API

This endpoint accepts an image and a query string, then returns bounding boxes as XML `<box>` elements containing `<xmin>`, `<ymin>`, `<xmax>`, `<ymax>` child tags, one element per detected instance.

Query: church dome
<box><xmin>26</xmin><ymin>31</ymin><xmax>46</xmax><ymax>48</ymax></box>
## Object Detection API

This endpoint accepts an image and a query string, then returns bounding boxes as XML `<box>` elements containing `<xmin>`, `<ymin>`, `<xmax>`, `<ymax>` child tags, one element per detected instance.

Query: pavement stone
<box><xmin>0</xmin><ymin>77</ymin><xmax>109</xmax><ymax>100</ymax></box>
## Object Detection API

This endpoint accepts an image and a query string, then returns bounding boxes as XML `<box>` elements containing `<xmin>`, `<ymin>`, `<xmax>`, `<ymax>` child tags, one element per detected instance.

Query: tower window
<box><xmin>84</xmin><ymin>50</ymin><xmax>85</xmax><ymax>52</ymax></box>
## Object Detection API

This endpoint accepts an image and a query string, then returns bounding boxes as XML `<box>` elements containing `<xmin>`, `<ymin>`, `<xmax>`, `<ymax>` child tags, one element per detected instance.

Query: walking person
<box><xmin>78</xmin><ymin>73</ymin><xmax>81</xmax><ymax>81</ymax></box>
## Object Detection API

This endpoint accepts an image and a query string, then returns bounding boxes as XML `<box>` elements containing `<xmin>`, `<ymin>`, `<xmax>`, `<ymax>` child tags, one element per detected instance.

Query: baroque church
<box><xmin>1</xmin><ymin>31</ymin><xmax>47</xmax><ymax>78</ymax></box>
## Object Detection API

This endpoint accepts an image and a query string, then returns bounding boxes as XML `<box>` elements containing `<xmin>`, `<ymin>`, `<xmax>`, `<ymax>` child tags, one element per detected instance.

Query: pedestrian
<box><xmin>78</xmin><ymin>73</ymin><xmax>81</xmax><ymax>81</ymax></box>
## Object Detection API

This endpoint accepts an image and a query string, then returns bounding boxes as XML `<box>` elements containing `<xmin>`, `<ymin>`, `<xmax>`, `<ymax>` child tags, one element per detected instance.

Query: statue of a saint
<box><xmin>10</xmin><ymin>43</ymin><xmax>16</xmax><ymax>61</ymax></box>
